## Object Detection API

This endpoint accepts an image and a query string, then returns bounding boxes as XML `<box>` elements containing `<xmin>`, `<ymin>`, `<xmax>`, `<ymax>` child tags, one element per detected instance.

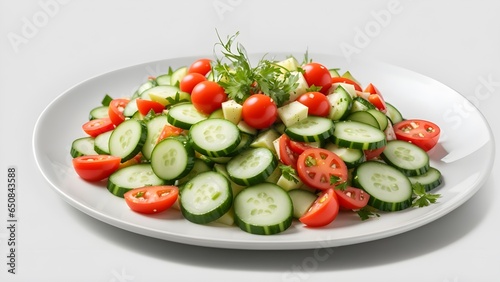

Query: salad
<box><xmin>70</xmin><ymin>33</ymin><xmax>442</xmax><ymax>235</ymax></box>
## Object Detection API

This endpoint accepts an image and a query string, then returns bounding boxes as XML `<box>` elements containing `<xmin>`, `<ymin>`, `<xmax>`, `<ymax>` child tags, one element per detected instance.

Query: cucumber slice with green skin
<box><xmin>170</xmin><ymin>66</ymin><xmax>188</xmax><ymax>87</ymax></box>
<box><xmin>140</xmin><ymin>85</ymin><xmax>190</xmax><ymax>106</ymax></box>
<box><xmin>353</xmin><ymin>161</ymin><xmax>413</xmax><ymax>211</ymax></box>
<box><xmin>381</xmin><ymin>140</ymin><xmax>430</xmax><ymax>177</ymax></box>
<box><xmin>136</xmin><ymin>79</ymin><xmax>158</xmax><ymax>98</ymax></box>
<box><xmin>226</xmin><ymin>133</ymin><xmax>254</xmax><ymax>157</ymax></box>
<box><xmin>123</xmin><ymin>97</ymin><xmax>139</xmax><ymax>117</ymax></box>
<box><xmin>288</xmin><ymin>189</ymin><xmax>317</xmax><ymax>219</ymax></box>
<box><xmin>141</xmin><ymin>114</ymin><xmax>170</xmax><ymax>160</ymax></box>
<box><xmin>189</xmin><ymin>118</ymin><xmax>241</xmax><ymax>157</ymax></box>
<box><xmin>385</xmin><ymin>102</ymin><xmax>404</xmax><ymax>124</ymax></box>
<box><xmin>151</xmin><ymin>136</ymin><xmax>195</xmax><ymax>181</ymax></box>
<box><xmin>166</xmin><ymin>103</ymin><xmax>208</xmax><ymax>130</ymax></box>
<box><xmin>107</xmin><ymin>164</ymin><xmax>166</xmax><ymax>197</ymax></box>
<box><xmin>408</xmin><ymin>167</ymin><xmax>442</xmax><ymax>192</ymax></box>
<box><xmin>285</xmin><ymin>116</ymin><xmax>334</xmax><ymax>143</ymax></box>
<box><xmin>89</xmin><ymin>106</ymin><xmax>109</xmax><ymax>120</ymax></box>
<box><xmin>155</xmin><ymin>74</ymin><xmax>171</xmax><ymax>86</ymax></box>
<box><xmin>180</xmin><ymin>171</ymin><xmax>233</xmax><ymax>224</ymax></box>
<box><xmin>324</xmin><ymin>142</ymin><xmax>366</xmax><ymax>169</ymax></box>
<box><xmin>208</xmin><ymin>108</ymin><xmax>224</xmax><ymax>119</ymax></box>
<box><xmin>366</xmin><ymin>109</ymin><xmax>389</xmax><ymax>131</ymax></box>
<box><xmin>233</xmin><ymin>182</ymin><xmax>293</xmax><ymax>235</ymax></box>
<box><xmin>326</xmin><ymin>86</ymin><xmax>352</xmax><ymax>121</ymax></box>
<box><xmin>109</xmin><ymin>119</ymin><xmax>147</xmax><ymax>163</ymax></box>
<box><xmin>350</xmin><ymin>97</ymin><xmax>375</xmax><ymax>113</ymax></box>
<box><xmin>226</xmin><ymin>147</ymin><xmax>278</xmax><ymax>186</ymax></box>
<box><xmin>331</xmin><ymin>120</ymin><xmax>387</xmax><ymax>150</ymax></box>
<box><xmin>346</xmin><ymin>111</ymin><xmax>380</xmax><ymax>129</ymax></box>
<box><xmin>70</xmin><ymin>137</ymin><xmax>97</xmax><ymax>157</ymax></box>
<box><xmin>94</xmin><ymin>130</ymin><xmax>113</xmax><ymax>155</ymax></box>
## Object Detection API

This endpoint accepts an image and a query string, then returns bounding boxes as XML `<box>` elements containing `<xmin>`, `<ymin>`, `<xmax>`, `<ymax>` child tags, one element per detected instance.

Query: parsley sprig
<box><xmin>411</xmin><ymin>182</ymin><xmax>441</xmax><ymax>207</ymax></box>
<box><xmin>213</xmin><ymin>32</ymin><xmax>299</xmax><ymax>107</ymax></box>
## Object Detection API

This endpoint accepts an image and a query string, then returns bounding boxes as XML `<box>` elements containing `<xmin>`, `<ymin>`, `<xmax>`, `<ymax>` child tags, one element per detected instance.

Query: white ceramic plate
<box><xmin>33</xmin><ymin>54</ymin><xmax>495</xmax><ymax>250</ymax></box>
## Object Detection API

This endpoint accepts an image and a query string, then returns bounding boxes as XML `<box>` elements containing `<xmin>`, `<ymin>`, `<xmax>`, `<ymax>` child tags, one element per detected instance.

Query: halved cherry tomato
<box><xmin>82</xmin><ymin>117</ymin><xmax>114</xmax><ymax>137</ymax></box>
<box><xmin>278</xmin><ymin>134</ymin><xmax>300</xmax><ymax>168</ymax></box>
<box><xmin>187</xmin><ymin>58</ymin><xmax>212</xmax><ymax>76</ymax></box>
<box><xmin>124</xmin><ymin>185</ymin><xmax>179</xmax><ymax>214</ymax></box>
<box><xmin>296</xmin><ymin>92</ymin><xmax>330</xmax><ymax>117</ymax></box>
<box><xmin>296</xmin><ymin>148</ymin><xmax>348</xmax><ymax>190</ymax></box>
<box><xmin>157</xmin><ymin>124</ymin><xmax>184</xmax><ymax>143</ymax></box>
<box><xmin>394</xmin><ymin>119</ymin><xmax>441</xmax><ymax>151</ymax></box>
<box><xmin>135</xmin><ymin>98</ymin><xmax>165</xmax><ymax>116</ymax></box>
<box><xmin>367</xmin><ymin>93</ymin><xmax>387</xmax><ymax>113</ymax></box>
<box><xmin>334</xmin><ymin>186</ymin><xmax>369</xmax><ymax>210</ymax></box>
<box><xmin>72</xmin><ymin>155</ymin><xmax>121</xmax><ymax>182</ymax></box>
<box><xmin>179</xmin><ymin>72</ymin><xmax>206</xmax><ymax>94</ymax></box>
<box><xmin>190</xmin><ymin>80</ymin><xmax>227</xmax><ymax>115</ymax></box>
<box><xmin>241</xmin><ymin>94</ymin><xmax>277</xmax><ymax>129</ymax></box>
<box><xmin>299</xmin><ymin>188</ymin><xmax>339</xmax><ymax>227</ymax></box>
<box><xmin>302</xmin><ymin>62</ymin><xmax>332</xmax><ymax>94</ymax></box>
<box><xmin>331</xmin><ymin>76</ymin><xmax>362</xmax><ymax>92</ymax></box>
<box><xmin>108</xmin><ymin>98</ymin><xmax>130</xmax><ymax>126</ymax></box>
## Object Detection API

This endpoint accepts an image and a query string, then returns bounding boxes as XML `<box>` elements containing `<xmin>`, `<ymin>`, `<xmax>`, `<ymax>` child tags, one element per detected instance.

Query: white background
<box><xmin>1</xmin><ymin>0</ymin><xmax>499</xmax><ymax>281</ymax></box>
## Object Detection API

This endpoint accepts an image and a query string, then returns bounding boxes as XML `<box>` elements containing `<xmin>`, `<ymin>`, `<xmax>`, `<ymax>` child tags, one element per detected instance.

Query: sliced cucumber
<box><xmin>107</xmin><ymin>164</ymin><xmax>166</xmax><ymax>197</ymax></box>
<box><xmin>208</xmin><ymin>108</ymin><xmax>224</xmax><ymax>119</ymax></box>
<box><xmin>94</xmin><ymin>130</ymin><xmax>113</xmax><ymax>155</ymax></box>
<box><xmin>167</xmin><ymin>103</ymin><xmax>208</xmax><ymax>130</ymax></box>
<box><xmin>141</xmin><ymin>114</ymin><xmax>170</xmax><ymax>160</ymax></box>
<box><xmin>385</xmin><ymin>102</ymin><xmax>404</xmax><ymax>124</ymax></box>
<box><xmin>177</xmin><ymin>158</ymin><xmax>213</xmax><ymax>186</ymax></box>
<box><xmin>233</xmin><ymin>182</ymin><xmax>293</xmax><ymax>235</ymax></box>
<box><xmin>346</xmin><ymin>111</ymin><xmax>380</xmax><ymax>129</ymax></box>
<box><xmin>151</xmin><ymin>136</ymin><xmax>194</xmax><ymax>181</ymax></box>
<box><xmin>381</xmin><ymin>140</ymin><xmax>429</xmax><ymax>176</ymax></box>
<box><xmin>288</xmin><ymin>189</ymin><xmax>317</xmax><ymax>219</ymax></box>
<box><xmin>226</xmin><ymin>133</ymin><xmax>254</xmax><ymax>157</ymax></box>
<box><xmin>284</xmin><ymin>116</ymin><xmax>334</xmax><ymax>143</ymax></box>
<box><xmin>366</xmin><ymin>109</ymin><xmax>389</xmax><ymax>131</ymax></box>
<box><xmin>189</xmin><ymin>118</ymin><xmax>241</xmax><ymax>157</ymax></box>
<box><xmin>109</xmin><ymin>119</ymin><xmax>147</xmax><ymax>162</ymax></box>
<box><xmin>324</xmin><ymin>142</ymin><xmax>365</xmax><ymax>169</ymax></box>
<box><xmin>326</xmin><ymin>86</ymin><xmax>352</xmax><ymax>121</ymax></box>
<box><xmin>180</xmin><ymin>171</ymin><xmax>233</xmax><ymax>224</ymax></box>
<box><xmin>155</xmin><ymin>74</ymin><xmax>171</xmax><ymax>86</ymax></box>
<box><xmin>353</xmin><ymin>161</ymin><xmax>413</xmax><ymax>211</ymax></box>
<box><xmin>135</xmin><ymin>79</ymin><xmax>157</xmax><ymax>98</ymax></box>
<box><xmin>331</xmin><ymin>120</ymin><xmax>386</xmax><ymax>150</ymax></box>
<box><xmin>70</xmin><ymin>137</ymin><xmax>97</xmax><ymax>157</ymax></box>
<box><xmin>89</xmin><ymin>106</ymin><xmax>109</xmax><ymax>120</ymax></box>
<box><xmin>170</xmin><ymin>66</ymin><xmax>188</xmax><ymax>86</ymax></box>
<box><xmin>350</xmin><ymin>97</ymin><xmax>375</xmax><ymax>113</ymax></box>
<box><xmin>408</xmin><ymin>167</ymin><xmax>442</xmax><ymax>192</ymax></box>
<box><xmin>140</xmin><ymin>85</ymin><xmax>190</xmax><ymax>107</ymax></box>
<box><xmin>226</xmin><ymin>147</ymin><xmax>278</xmax><ymax>186</ymax></box>
<box><xmin>123</xmin><ymin>98</ymin><xmax>139</xmax><ymax>117</ymax></box>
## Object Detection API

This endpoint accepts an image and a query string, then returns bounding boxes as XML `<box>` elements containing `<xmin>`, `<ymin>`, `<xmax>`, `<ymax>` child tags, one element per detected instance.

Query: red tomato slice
<box><xmin>296</xmin><ymin>148</ymin><xmax>348</xmax><ymax>190</ymax></box>
<box><xmin>72</xmin><ymin>155</ymin><xmax>121</xmax><ymax>182</ymax></box>
<box><xmin>299</xmin><ymin>188</ymin><xmax>339</xmax><ymax>227</ymax></box>
<box><xmin>108</xmin><ymin>98</ymin><xmax>129</xmax><ymax>126</ymax></box>
<box><xmin>394</xmin><ymin>119</ymin><xmax>441</xmax><ymax>151</ymax></box>
<box><xmin>124</xmin><ymin>185</ymin><xmax>179</xmax><ymax>214</ymax></box>
<box><xmin>135</xmin><ymin>98</ymin><xmax>165</xmax><ymax>116</ymax></box>
<box><xmin>367</xmin><ymin>93</ymin><xmax>387</xmax><ymax>113</ymax></box>
<box><xmin>331</xmin><ymin>77</ymin><xmax>362</xmax><ymax>92</ymax></box>
<box><xmin>288</xmin><ymin>139</ymin><xmax>313</xmax><ymax>155</ymax></box>
<box><xmin>157</xmin><ymin>124</ymin><xmax>184</xmax><ymax>143</ymax></box>
<box><xmin>363</xmin><ymin>146</ymin><xmax>386</xmax><ymax>160</ymax></box>
<box><xmin>334</xmin><ymin>186</ymin><xmax>370</xmax><ymax>210</ymax></box>
<box><xmin>82</xmin><ymin>117</ymin><xmax>114</xmax><ymax>137</ymax></box>
<box><xmin>278</xmin><ymin>134</ymin><xmax>300</xmax><ymax>168</ymax></box>
<box><xmin>364</xmin><ymin>83</ymin><xmax>382</xmax><ymax>96</ymax></box>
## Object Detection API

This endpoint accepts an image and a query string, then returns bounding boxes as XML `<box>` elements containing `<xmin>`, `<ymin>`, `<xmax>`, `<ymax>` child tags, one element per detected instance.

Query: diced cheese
<box><xmin>276</xmin><ymin>57</ymin><xmax>300</xmax><ymax>72</ymax></box>
<box><xmin>276</xmin><ymin>174</ymin><xmax>303</xmax><ymax>192</ymax></box>
<box><xmin>221</xmin><ymin>100</ymin><xmax>243</xmax><ymax>125</ymax></box>
<box><xmin>250</xmin><ymin>129</ymin><xmax>280</xmax><ymax>153</ymax></box>
<box><xmin>277</xmin><ymin>101</ymin><xmax>308</xmax><ymax>127</ymax></box>
<box><xmin>288</xmin><ymin>71</ymin><xmax>309</xmax><ymax>102</ymax></box>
